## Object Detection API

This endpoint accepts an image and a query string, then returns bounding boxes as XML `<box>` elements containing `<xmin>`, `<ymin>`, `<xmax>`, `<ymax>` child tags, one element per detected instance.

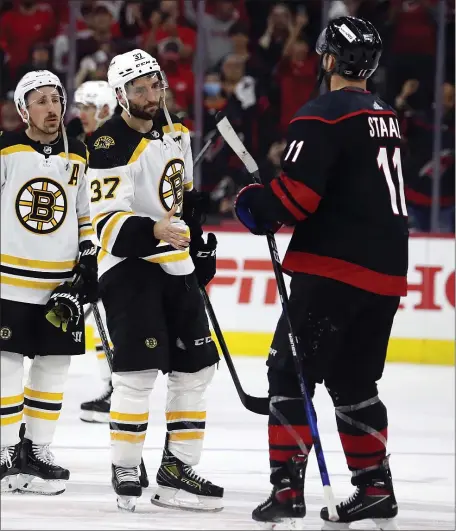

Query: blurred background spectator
<box><xmin>0</xmin><ymin>0</ymin><xmax>453</xmax><ymax>232</ymax></box>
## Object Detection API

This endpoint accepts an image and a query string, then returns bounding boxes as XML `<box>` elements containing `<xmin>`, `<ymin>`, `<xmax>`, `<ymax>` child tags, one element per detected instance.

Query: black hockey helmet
<box><xmin>316</xmin><ymin>16</ymin><xmax>382</xmax><ymax>83</ymax></box>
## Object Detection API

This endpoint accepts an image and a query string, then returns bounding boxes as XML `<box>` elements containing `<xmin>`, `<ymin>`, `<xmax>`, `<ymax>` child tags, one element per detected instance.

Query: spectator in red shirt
<box><xmin>0</xmin><ymin>0</ymin><xmax>56</xmax><ymax>81</ymax></box>
<box><xmin>143</xmin><ymin>0</ymin><xmax>196</xmax><ymax>65</ymax></box>
<box><xmin>385</xmin><ymin>0</ymin><xmax>437</xmax><ymax>106</ymax></box>
<box><xmin>275</xmin><ymin>12</ymin><xmax>318</xmax><ymax>133</ymax></box>
<box><xmin>158</xmin><ymin>41</ymin><xmax>194</xmax><ymax>114</ymax></box>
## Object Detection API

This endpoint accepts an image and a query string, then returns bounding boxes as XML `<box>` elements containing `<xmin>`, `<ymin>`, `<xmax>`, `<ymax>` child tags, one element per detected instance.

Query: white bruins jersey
<box><xmin>87</xmin><ymin>112</ymin><xmax>194</xmax><ymax>278</ymax></box>
<box><xmin>0</xmin><ymin>130</ymin><xmax>93</xmax><ymax>305</ymax></box>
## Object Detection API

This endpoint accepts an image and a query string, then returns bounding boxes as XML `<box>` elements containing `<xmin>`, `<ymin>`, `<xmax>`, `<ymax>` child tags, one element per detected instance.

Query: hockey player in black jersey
<box><xmin>235</xmin><ymin>17</ymin><xmax>407</xmax><ymax>530</ymax></box>
<box><xmin>86</xmin><ymin>49</ymin><xmax>222</xmax><ymax>512</ymax></box>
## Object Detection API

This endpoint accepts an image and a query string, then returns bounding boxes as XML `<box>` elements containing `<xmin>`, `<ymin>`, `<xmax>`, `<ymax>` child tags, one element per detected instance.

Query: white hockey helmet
<box><xmin>107</xmin><ymin>48</ymin><xmax>168</xmax><ymax>116</ymax></box>
<box><xmin>14</xmin><ymin>70</ymin><xmax>67</xmax><ymax>125</ymax></box>
<box><xmin>74</xmin><ymin>80</ymin><xmax>117</xmax><ymax>126</ymax></box>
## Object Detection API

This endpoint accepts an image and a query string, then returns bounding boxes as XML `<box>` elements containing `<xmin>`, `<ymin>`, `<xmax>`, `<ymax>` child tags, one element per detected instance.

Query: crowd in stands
<box><xmin>0</xmin><ymin>0</ymin><xmax>454</xmax><ymax>232</ymax></box>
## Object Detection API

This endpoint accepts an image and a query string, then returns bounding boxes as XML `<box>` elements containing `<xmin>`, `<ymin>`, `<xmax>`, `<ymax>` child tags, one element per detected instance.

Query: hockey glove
<box><xmin>191</xmin><ymin>232</ymin><xmax>217</xmax><ymax>287</ymax></box>
<box><xmin>182</xmin><ymin>189</ymin><xmax>210</xmax><ymax>228</ymax></box>
<box><xmin>72</xmin><ymin>242</ymin><xmax>98</xmax><ymax>304</ymax></box>
<box><xmin>45</xmin><ymin>282</ymin><xmax>82</xmax><ymax>333</ymax></box>
<box><xmin>235</xmin><ymin>184</ymin><xmax>282</xmax><ymax>236</ymax></box>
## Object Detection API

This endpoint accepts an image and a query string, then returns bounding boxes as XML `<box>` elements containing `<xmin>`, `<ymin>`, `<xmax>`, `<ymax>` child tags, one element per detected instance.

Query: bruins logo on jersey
<box><xmin>15</xmin><ymin>178</ymin><xmax>67</xmax><ymax>234</ymax></box>
<box><xmin>94</xmin><ymin>136</ymin><xmax>115</xmax><ymax>150</ymax></box>
<box><xmin>160</xmin><ymin>159</ymin><xmax>185</xmax><ymax>213</ymax></box>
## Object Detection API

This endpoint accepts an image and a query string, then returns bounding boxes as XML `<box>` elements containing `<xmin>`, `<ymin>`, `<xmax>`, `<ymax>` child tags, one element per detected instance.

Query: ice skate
<box><xmin>17</xmin><ymin>438</ymin><xmax>69</xmax><ymax>495</ymax></box>
<box><xmin>80</xmin><ymin>381</ymin><xmax>112</xmax><ymax>423</ymax></box>
<box><xmin>252</xmin><ymin>455</ymin><xmax>307</xmax><ymax>529</ymax></box>
<box><xmin>0</xmin><ymin>444</ymin><xmax>21</xmax><ymax>493</ymax></box>
<box><xmin>112</xmin><ymin>464</ymin><xmax>142</xmax><ymax>512</ymax></box>
<box><xmin>151</xmin><ymin>445</ymin><xmax>224</xmax><ymax>512</ymax></box>
<box><xmin>321</xmin><ymin>457</ymin><xmax>398</xmax><ymax>530</ymax></box>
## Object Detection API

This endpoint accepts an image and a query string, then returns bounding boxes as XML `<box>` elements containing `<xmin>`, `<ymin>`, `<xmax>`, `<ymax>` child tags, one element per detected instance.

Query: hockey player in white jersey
<box><xmin>87</xmin><ymin>49</ymin><xmax>222</xmax><ymax>512</ymax></box>
<box><xmin>67</xmin><ymin>81</ymin><xmax>118</xmax><ymax>423</ymax></box>
<box><xmin>0</xmin><ymin>70</ymin><xmax>98</xmax><ymax>494</ymax></box>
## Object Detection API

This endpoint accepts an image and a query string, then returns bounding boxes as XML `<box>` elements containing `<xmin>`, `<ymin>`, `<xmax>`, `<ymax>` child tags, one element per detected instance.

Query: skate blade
<box><xmin>117</xmin><ymin>495</ymin><xmax>138</xmax><ymax>512</ymax></box>
<box><xmin>16</xmin><ymin>474</ymin><xmax>66</xmax><ymax>495</ymax></box>
<box><xmin>321</xmin><ymin>518</ymin><xmax>399</xmax><ymax>531</ymax></box>
<box><xmin>1</xmin><ymin>474</ymin><xmax>18</xmax><ymax>493</ymax></box>
<box><xmin>256</xmin><ymin>519</ymin><xmax>304</xmax><ymax>530</ymax></box>
<box><xmin>151</xmin><ymin>486</ymin><xmax>223</xmax><ymax>512</ymax></box>
<box><xmin>80</xmin><ymin>410</ymin><xmax>110</xmax><ymax>423</ymax></box>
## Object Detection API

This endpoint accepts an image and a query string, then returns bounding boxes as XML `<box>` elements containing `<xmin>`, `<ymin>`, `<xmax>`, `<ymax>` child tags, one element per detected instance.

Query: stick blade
<box><xmin>242</xmin><ymin>395</ymin><xmax>269</xmax><ymax>415</ymax></box>
<box><xmin>216</xmin><ymin>117</ymin><xmax>259</xmax><ymax>174</ymax></box>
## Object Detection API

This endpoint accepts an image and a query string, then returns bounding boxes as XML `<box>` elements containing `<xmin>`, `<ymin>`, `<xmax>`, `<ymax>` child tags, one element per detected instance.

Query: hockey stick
<box><xmin>216</xmin><ymin>116</ymin><xmax>338</xmax><ymax>520</ymax></box>
<box><xmin>91</xmin><ymin>303</ymin><xmax>149</xmax><ymax>489</ymax></box>
<box><xmin>200</xmin><ymin>286</ymin><xmax>269</xmax><ymax>415</ymax></box>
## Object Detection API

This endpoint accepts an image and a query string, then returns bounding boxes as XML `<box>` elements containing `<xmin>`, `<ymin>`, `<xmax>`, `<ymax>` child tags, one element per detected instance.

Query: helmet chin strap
<box><xmin>160</xmin><ymin>89</ymin><xmax>183</xmax><ymax>154</ymax></box>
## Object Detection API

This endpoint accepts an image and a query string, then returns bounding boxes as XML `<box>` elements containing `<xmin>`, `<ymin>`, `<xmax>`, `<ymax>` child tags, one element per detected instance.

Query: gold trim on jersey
<box><xmin>110</xmin><ymin>411</ymin><xmax>149</xmax><ymax>423</ymax></box>
<box><xmin>184</xmin><ymin>180</ymin><xmax>193</xmax><ymax>191</ymax></box>
<box><xmin>145</xmin><ymin>249</ymin><xmax>189</xmax><ymax>264</ymax></box>
<box><xmin>23</xmin><ymin>408</ymin><xmax>60</xmax><ymax>421</ymax></box>
<box><xmin>1</xmin><ymin>276</ymin><xmax>63</xmax><ymax>290</ymax></box>
<box><xmin>162</xmin><ymin>123</ymin><xmax>189</xmax><ymax>135</ymax></box>
<box><xmin>1</xmin><ymin>254</ymin><xmax>76</xmax><ymax>270</ymax></box>
<box><xmin>168</xmin><ymin>431</ymin><xmax>204</xmax><ymax>441</ymax></box>
<box><xmin>128</xmin><ymin>138</ymin><xmax>151</xmax><ymax>165</ymax></box>
<box><xmin>0</xmin><ymin>394</ymin><xmax>24</xmax><ymax>406</ymax></box>
<box><xmin>0</xmin><ymin>144</ymin><xmax>35</xmax><ymax>156</ymax></box>
<box><xmin>100</xmin><ymin>211</ymin><xmax>134</xmax><ymax>250</ymax></box>
<box><xmin>78</xmin><ymin>216</ymin><xmax>90</xmax><ymax>225</ymax></box>
<box><xmin>79</xmin><ymin>227</ymin><xmax>95</xmax><ymax>238</ymax></box>
<box><xmin>1</xmin><ymin>413</ymin><xmax>23</xmax><ymax>426</ymax></box>
<box><xmin>57</xmin><ymin>152</ymin><xmax>86</xmax><ymax>164</ymax></box>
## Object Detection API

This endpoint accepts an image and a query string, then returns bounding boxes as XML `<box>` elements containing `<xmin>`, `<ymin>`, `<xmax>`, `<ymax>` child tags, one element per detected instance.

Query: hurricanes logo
<box><xmin>160</xmin><ymin>159</ymin><xmax>184</xmax><ymax>214</ymax></box>
<box><xmin>94</xmin><ymin>136</ymin><xmax>115</xmax><ymax>150</ymax></box>
<box><xmin>15</xmin><ymin>178</ymin><xmax>67</xmax><ymax>234</ymax></box>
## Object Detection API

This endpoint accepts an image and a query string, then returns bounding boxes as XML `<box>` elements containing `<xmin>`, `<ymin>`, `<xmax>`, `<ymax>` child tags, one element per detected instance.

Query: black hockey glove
<box><xmin>191</xmin><ymin>232</ymin><xmax>217</xmax><ymax>287</ymax></box>
<box><xmin>45</xmin><ymin>282</ymin><xmax>82</xmax><ymax>333</ymax></box>
<box><xmin>72</xmin><ymin>242</ymin><xmax>98</xmax><ymax>304</ymax></box>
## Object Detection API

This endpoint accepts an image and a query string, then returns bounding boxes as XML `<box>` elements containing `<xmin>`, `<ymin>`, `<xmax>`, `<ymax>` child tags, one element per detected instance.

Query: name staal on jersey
<box><xmin>261</xmin><ymin>88</ymin><xmax>409</xmax><ymax>296</ymax></box>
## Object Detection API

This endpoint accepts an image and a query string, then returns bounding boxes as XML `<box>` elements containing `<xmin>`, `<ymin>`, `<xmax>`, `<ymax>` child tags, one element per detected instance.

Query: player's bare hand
<box><xmin>153</xmin><ymin>205</ymin><xmax>190</xmax><ymax>251</ymax></box>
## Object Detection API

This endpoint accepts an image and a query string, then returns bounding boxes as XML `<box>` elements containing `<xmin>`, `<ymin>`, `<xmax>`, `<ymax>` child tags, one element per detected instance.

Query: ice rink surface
<box><xmin>1</xmin><ymin>355</ymin><xmax>454</xmax><ymax>530</ymax></box>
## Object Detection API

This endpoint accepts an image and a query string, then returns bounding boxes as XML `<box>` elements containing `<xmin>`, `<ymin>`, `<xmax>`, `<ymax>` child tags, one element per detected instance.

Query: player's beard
<box><xmin>129</xmin><ymin>102</ymin><xmax>159</xmax><ymax>121</ymax></box>
<box><xmin>29</xmin><ymin>115</ymin><xmax>61</xmax><ymax>138</ymax></box>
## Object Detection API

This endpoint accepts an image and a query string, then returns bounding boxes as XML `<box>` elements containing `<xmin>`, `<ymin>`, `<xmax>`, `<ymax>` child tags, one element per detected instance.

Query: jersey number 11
<box><xmin>377</xmin><ymin>147</ymin><xmax>408</xmax><ymax>217</ymax></box>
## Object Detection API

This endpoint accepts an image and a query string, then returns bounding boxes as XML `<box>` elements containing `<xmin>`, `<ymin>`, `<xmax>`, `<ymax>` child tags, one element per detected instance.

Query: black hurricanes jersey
<box><xmin>262</xmin><ymin>88</ymin><xmax>409</xmax><ymax>296</ymax></box>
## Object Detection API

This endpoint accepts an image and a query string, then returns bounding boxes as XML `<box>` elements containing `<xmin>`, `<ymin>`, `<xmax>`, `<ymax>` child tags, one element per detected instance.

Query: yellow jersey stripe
<box><xmin>23</xmin><ymin>407</ymin><xmax>60</xmax><ymax>421</ymax></box>
<box><xmin>168</xmin><ymin>431</ymin><xmax>204</xmax><ymax>441</ymax></box>
<box><xmin>101</xmin><ymin>211</ymin><xmax>134</xmax><ymax>250</ymax></box>
<box><xmin>166</xmin><ymin>411</ymin><xmax>206</xmax><ymax>421</ymax></box>
<box><xmin>92</xmin><ymin>211</ymin><xmax>112</xmax><ymax>230</ymax></box>
<box><xmin>1</xmin><ymin>254</ymin><xmax>76</xmax><ymax>271</ymax></box>
<box><xmin>1</xmin><ymin>145</ymin><xmax>35</xmax><ymax>156</ymax></box>
<box><xmin>110</xmin><ymin>411</ymin><xmax>149</xmax><ymax>423</ymax></box>
<box><xmin>110</xmin><ymin>432</ymin><xmax>146</xmax><ymax>444</ymax></box>
<box><xmin>146</xmin><ymin>250</ymin><xmax>189</xmax><ymax>264</ymax></box>
<box><xmin>98</xmin><ymin>249</ymin><xmax>108</xmax><ymax>263</ymax></box>
<box><xmin>0</xmin><ymin>413</ymin><xmax>23</xmax><ymax>426</ymax></box>
<box><xmin>184</xmin><ymin>181</ymin><xmax>193</xmax><ymax>191</ymax></box>
<box><xmin>128</xmin><ymin>138</ymin><xmax>151</xmax><ymax>165</ymax></box>
<box><xmin>1</xmin><ymin>276</ymin><xmax>63</xmax><ymax>290</ymax></box>
<box><xmin>162</xmin><ymin>123</ymin><xmax>189</xmax><ymax>135</ymax></box>
<box><xmin>57</xmin><ymin>152</ymin><xmax>86</xmax><ymax>164</ymax></box>
<box><xmin>24</xmin><ymin>387</ymin><xmax>63</xmax><ymax>401</ymax></box>
<box><xmin>79</xmin><ymin>227</ymin><xmax>95</xmax><ymax>238</ymax></box>
<box><xmin>0</xmin><ymin>394</ymin><xmax>24</xmax><ymax>406</ymax></box>
<box><xmin>78</xmin><ymin>216</ymin><xmax>90</xmax><ymax>224</ymax></box>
